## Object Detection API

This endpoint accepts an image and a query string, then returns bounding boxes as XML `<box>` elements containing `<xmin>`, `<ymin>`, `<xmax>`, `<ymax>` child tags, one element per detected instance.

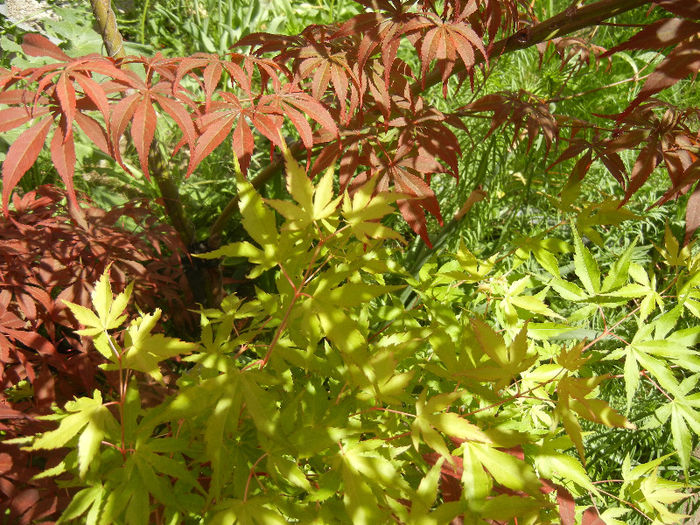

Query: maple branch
<box><xmin>206</xmin><ymin>0</ymin><xmax>653</xmax><ymax>249</ymax></box>
<box><xmin>148</xmin><ymin>147</ymin><xmax>196</xmax><ymax>247</ymax></box>
<box><xmin>90</xmin><ymin>0</ymin><xmax>214</xmax><ymax>303</ymax></box>
<box><xmin>89</xmin><ymin>0</ymin><xmax>126</xmax><ymax>60</ymax></box>
<box><xmin>89</xmin><ymin>0</ymin><xmax>195</xmax><ymax>247</ymax></box>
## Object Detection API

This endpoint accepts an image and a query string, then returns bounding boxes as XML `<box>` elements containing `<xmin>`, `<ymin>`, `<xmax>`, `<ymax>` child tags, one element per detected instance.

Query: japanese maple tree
<box><xmin>1</xmin><ymin>0</ymin><xmax>699</xmax><ymax>522</ymax></box>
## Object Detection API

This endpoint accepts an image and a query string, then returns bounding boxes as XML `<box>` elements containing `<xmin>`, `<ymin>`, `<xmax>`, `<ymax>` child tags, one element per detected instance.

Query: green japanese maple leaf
<box><xmin>336</xmin><ymin>439</ymin><xmax>410</xmax><ymax>524</ymax></box>
<box><xmin>267</xmin><ymin>146</ymin><xmax>342</xmax><ymax>230</ymax></box>
<box><xmin>640</xmin><ymin>469</ymin><xmax>689</xmax><ymax>524</ymax></box>
<box><xmin>341</xmin><ymin>176</ymin><xmax>405</xmax><ymax>243</ymax></box>
<box><xmin>514</xmin><ymin>235</ymin><xmax>570</xmax><ymax>277</ymax></box>
<box><xmin>30</xmin><ymin>390</ymin><xmax>118</xmax><ymax>478</ymax></box>
<box><xmin>499</xmin><ymin>276</ymin><xmax>563</xmax><ymax>325</ymax></box>
<box><xmin>120</xmin><ymin>310</ymin><xmax>197</xmax><ymax>382</ymax></box>
<box><xmin>463</xmin><ymin>319</ymin><xmax>537</xmax><ymax>388</ymax></box>
<box><xmin>63</xmin><ymin>266</ymin><xmax>133</xmax><ymax>360</ymax></box>
<box><xmin>642</xmin><ymin>374</ymin><xmax>700</xmax><ymax>476</ymax></box>
<box><xmin>411</xmin><ymin>390</ymin><xmax>490</xmax><ymax>459</ymax></box>
<box><xmin>556</xmin><ymin>375</ymin><xmax>634</xmax><ymax>462</ymax></box>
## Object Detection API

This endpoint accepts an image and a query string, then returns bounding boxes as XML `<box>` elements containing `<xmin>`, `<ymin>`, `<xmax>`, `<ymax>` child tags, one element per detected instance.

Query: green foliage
<box><xmin>13</xmin><ymin>157</ymin><xmax>698</xmax><ymax>524</ymax></box>
<box><xmin>2</xmin><ymin>0</ymin><xmax>699</xmax><ymax>521</ymax></box>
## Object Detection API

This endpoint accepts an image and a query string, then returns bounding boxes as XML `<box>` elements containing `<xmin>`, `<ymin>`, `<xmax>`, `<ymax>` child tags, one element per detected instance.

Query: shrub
<box><xmin>1</xmin><ymin>0</ymin><xmax>699</xmax><ymax>522</ymax></box>
<box><xmin>0</xmin><ymin>185</ymin><xmax>187</xmax><ymax>524</ymax></box>
<box><xmin>5</xmin><ymin>156</ymin><xmax>696</xmax><ymax>523</ymax></box>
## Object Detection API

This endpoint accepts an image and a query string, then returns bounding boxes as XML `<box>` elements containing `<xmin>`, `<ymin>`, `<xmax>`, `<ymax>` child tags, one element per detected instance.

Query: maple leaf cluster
<box><xmin>0</xmin><ymin>186</ymin><xmax>186</xmax><ymax>524</ymax></box>
<box><xmin>0</xmin><ymin>0</ymin><xmax>525</xmax><ymax>245</ymax></box>
<box><xmin>0</xmin><ymin>0</ymin><xmax>698</xmax><ymax>246</ymax></box>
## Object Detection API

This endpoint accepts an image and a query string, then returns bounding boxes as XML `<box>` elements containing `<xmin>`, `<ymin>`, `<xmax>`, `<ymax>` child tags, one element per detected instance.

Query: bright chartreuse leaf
<box><xmin>453</xmin><ymin>243</ymin><xmax>494</xmax><ymax>282</ymax></box>
<box><xmin>557</xmin><ymin>341</ymin><xmax>590</xmax><ymax>371</ymax></box>
<box><xmin>341</xmin><ymin>176</ymin><xmax>404</xmax><ymax>243</ymax></box>
<box><xmin>56</xmin><ymin>485</ymin><xmax>105</xmax><ymax>524</ymax></box>
<box><xmin>468</xmin><ymin>442</ymin><xmax>541</xmax><ymax>495</ymax></box>
<box><xmin>460</xmin><ymin>442</ymin><xmax>491</xmax><ymax>500</ymax></box>
<box><xmin>514</xmin><ymin>235</ymin><xmax>570</xmax><ymax>277</ymax></box>
<box><xmin>572</xmin><ymin>227</ymin><xmax>600</xmax><ymax>295</ymax></box>
<box><xmin>556</xmin><ymin>375</ymin><xmax>634</xmax><ymax>461</ymax></box>
<box><xmin>533</xmin><ymin>449</ymin><xmax>595</xmax><ymax>493</ymax></box>
<box><xmin>575</xmin><ymin>200</ymin><xmax>639</xmax><ymax>247</ymax></box>
<box><xmin>234</xmin><ymin>158</ymin><xmax>279</xmax><ymax>248</ymax></box>
<box><xmin>639</xmin><ymin>469</ymin><xmax>689</xmax><ymax>524</ymax></box>
<box><xmin>63</xmin><ymin>267</ymin><xmax>133</xmax><ymax>335</ymax></box>
<box><xmin>283</xmin><ymin>143</ymin><xmax>314</xmax><ymax>213</ymax></box>
<box><xmin>121</xmin><ymin>309</ymin><xmax>197</xmax><ymax>382</ymax></box>
<box><xmin>413</xmin><ymin>456</ymin><xmax>443</xmax><ymax>512</ymax></box>
<box><xmin>267</xmin><ymin>144</ymin><xmax>343</xmax><ymax>231</ymax></box>
<box><xmin>209</xmin><ymin>497</ymin><xmax>288</xmax><ymax>525</ymax></box>
<box><xmin>601</xmin><ymin>240</ymin><xmax>636</xmax><ymax>293</ymax></box>
<box><xmin>412</xmin><ymin>390</ymin><xmax>491</xmax><ymax>460</ymax></box>
<box><xmin>30</xmin><ymin>390</ymin><xmax>118</xmax><ymax>478</ymax></box>
<box><xmin>655</xmin><ymin>222</ymin><xmax>690</xmax><ymax>267</ymax></box>
<box><xmin>467</xmin><ymin>319</ymin><xmax>537</xmax><ymax>387</ymax></box>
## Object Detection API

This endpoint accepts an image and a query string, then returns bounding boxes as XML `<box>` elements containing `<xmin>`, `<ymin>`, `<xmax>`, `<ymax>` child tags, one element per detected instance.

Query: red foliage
<box><xmin>1</xmin><ymin>0</ymin><xmax>698</xmax><ymax>244</ymax></box>
<box><xmin>0</xmin><ymin>186</ymin><xmax>187</xmax><ymax>523</ymax></box>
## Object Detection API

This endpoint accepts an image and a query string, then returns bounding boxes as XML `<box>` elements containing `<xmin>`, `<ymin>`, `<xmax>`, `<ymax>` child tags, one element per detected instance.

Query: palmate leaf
<box><xmin>460</xmin><ymin>441</ymin><xmax>491</xmax><ymax>501</ymax></box>
<box><xmin>355</xmin><ymin>144</ymin><xmax>444</xmax><ymax>245</ymax></box>
<box><xmin>198</xmin><ymin>157</ymin><xmax>290</xmax><ymax>277</ymax></box>
<box><xmin>556</xmin><ymin>375</ymin><xmax>634</xmax><ymax>462</ymax></box>
<box><xmin>341</xmin><ymin>176</ymin><xmax>405</xmax><ymax>243</ymax></box>
<box><xmin>63</xmin><ymin>267</ymin><xmax>133</xmax><ymax>337</ymax></box>
<box><xmin>187</xmin><ymin>94</ymin><xmax>284</xmax><ymax>177</ymax></box>
<box><xmin>465</xmin><ymin>91</ymin><xmax>559</xmax><ymax>154</ymax></box>
<box><xmin>29</xmin><ymin>390</ymin><xmax>119</xmax><ymax>478</ymax></box>
<box><xmin>467</xmin><ymin>442</ymin><xmax>541</xmax><ymax>496</ymax></box>
<box><xmin>618</xmin><ymin>454</ymin><xmax>690</xmax><ymax>523</ymax></box>
<box><xmin>0</xmin><ymin>35</ymin><xmax>140</xmax><ymax>209</ymax></box>
<box><xmin>235</xmin><ymin>159</ymin><xmax>279</xmax><ymax>248</ymax></box>
<box><xmin>557</xmin><ymin>342</ymin><xmax>590</xmax><ymax>372</ymax></box>
<box><xmin>466</xmin><ymin>319</ymin><xmax>537</xmax><ymax>387</ymax></box>
<box><xmin>534</xmin><ymin>446</ymin><xmax>596</xmax><ymax>494</ymax></box>
<box><xmin>56</xmin><ymin>485</ymin><xmax>105</xmax><ymax>525</ymax></box>
<box><xmin>267</xmin><ymin>26</ymin><xmax>362</xmax><ymax>125</ymax></box>
<box><xmin>601</xmin><ymin>18</ymin><xmax>700</xmax><ymax>119</ymax></box>
<box><xmin>335</xmin><ymin>438</ymin><xmax>410</xmax><ymax>524</ymax></box>
<box><xmin>260</xmin><ymin>85</ymin><xmax>339</xmax><ymax>149</ymax></box>
<box><xmin>62</xmin><ymin>268</ymin><xmax>134</xmax><ymax>360</ymax></box>
<box><xmin>502</xmin><ymin>277</ymin><xmax>563</xmax><ymax>325</ymax></box>
<box><xmin>50</xmin><ymin>119</ymin><xmax>77</xmax><ymax>207</ymax></box>
<box><xmin>406</xmin><ymin>457</ymin><xmax>465</xmax><ymax>524</ymax></box>
<box><xmin>334</xmin><ymin>0</ymin><xmax>431</xmax><ymax>87</ymax></box>
<box><xmin>644</xmin><ymin>375</ymin><xmax>700</xmax><ymax>476</ymax></box>
<box><xmin>267</xmin><ymin>146</ymin><xmax>342</xmax><ymax>230</ymax></box>
<box><xmin>515</xmin><ymin>235</ymin><xmax>570</xmax><ymax>277</ymax></box>
<box><xmin>412</xmin><ymin>390</ymin><xmax>491</xmax><ymax>461</ymax></box>
<box><xmin>571</xmin><ymin>227</ymin><xmax>600</xmax><ymax>295</ymax></box>
<box><xmin>634</xmin><ymin>468</ymin><xmax>690</xmax><ymax>524</ymax></box>
<box><xmin>418</xmin><ymin>8</ymin><xmax>487</xmax><ymax>91</ymax></box>
<box><xmin>120</xmin><ymin>310</ymin><xmax>197</xmax><ymax>383</ymax></box>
